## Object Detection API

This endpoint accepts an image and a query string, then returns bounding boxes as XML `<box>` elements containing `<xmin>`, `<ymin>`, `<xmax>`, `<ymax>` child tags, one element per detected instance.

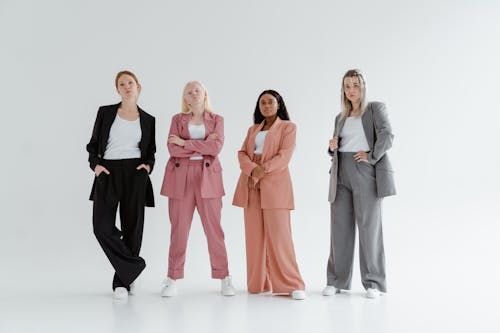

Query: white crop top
<box><xmin>189</xmin><ymin>124</ymin><xmax>205</xmax><ymax>160</ymax></box>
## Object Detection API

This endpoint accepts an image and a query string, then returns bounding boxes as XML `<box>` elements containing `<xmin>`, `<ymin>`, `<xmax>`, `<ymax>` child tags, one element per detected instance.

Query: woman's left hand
<box><xmin>136</xmin><ymin>164</ymin><xmax>151</xmax><ymax>173</ymax></box>
<box><xmin>168</xmin><ymin>135</ymin><xmax>185</xmax><ymax>146</ymax></box>
<box><xmin>206</xmin><ymin>133</ymin><xmax>217</xmax><ymax>141</ymax></box>
<box><xmin>353</xmin><ymin>151</ymin><xmax>368</xmax><ymax>163</ymax></box>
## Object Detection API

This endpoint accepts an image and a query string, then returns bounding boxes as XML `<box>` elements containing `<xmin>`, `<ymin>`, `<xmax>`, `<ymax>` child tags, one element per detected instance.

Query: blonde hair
<box><xmin>340</xmin><ymin>69</ymin><xmax>367</xmax><ymax>118</ymax></box>
<box><xmin>181</xmin><ymin>81</ymin><xmax>213</xmax><ymax>114</ymax></box>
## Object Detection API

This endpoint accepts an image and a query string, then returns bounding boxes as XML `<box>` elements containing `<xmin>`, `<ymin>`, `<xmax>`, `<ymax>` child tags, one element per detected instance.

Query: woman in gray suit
<box><xmin>323</xmin><ymin>69</ymin><xmax>396</xmax><ymax>299</ymax></box>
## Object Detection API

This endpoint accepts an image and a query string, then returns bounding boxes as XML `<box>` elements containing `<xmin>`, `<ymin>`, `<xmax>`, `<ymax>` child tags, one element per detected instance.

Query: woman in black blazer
<box><xmin>86</xmin><ymin>70</ymin><xmax>156</xmax><ymax>300</ymax></box>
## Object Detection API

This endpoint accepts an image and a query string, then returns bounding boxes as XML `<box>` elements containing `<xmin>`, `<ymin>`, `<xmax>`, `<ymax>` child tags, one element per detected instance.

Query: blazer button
<box><xmin>205</xmin><ymin>162</ymin><xmax>210</xmax><ymax>167</ymax></box>
<box><xmin>175</xmin><ymin>163</ymin><xmax>180</xmax><ymax>167</ymax></box>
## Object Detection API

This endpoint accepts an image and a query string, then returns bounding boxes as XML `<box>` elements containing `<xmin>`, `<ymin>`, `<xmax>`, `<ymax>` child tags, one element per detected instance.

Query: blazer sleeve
<box><xmin>327</xmin><ymin>114</ymin><xmax>341</xmax><ymax>156</ymax></box>
<box><xmin>146</xmin><ymin>117</ymin><xmax>156</xmax><ymax>173</ymax></box>
<box><xmin>184</xmin><ymin>115</ymin><xmax>224</xmax><ymax>157</ymax></box>
<box><xmin>238</xmin><ymin>127</ymin><xmax>259</xmax><ymax>176</ymax></box>
<box><xmin>367</xmin><ymin>102</ymin><xmax>394</xmax><ymax>165</ymax></box>
<box><xmin>167</xmin><ymin>115</ymin><xmax>197</xmax><ymax>158</ymax></box>
<box><xmin>261</xmin><ymin>122</ymin><xmax>296</xmax><ymax>175</ymax></box>
<box><xmin>86</xmin><ymin>107</ymin><xmax>103</xmax><ymax>171</ymax></box>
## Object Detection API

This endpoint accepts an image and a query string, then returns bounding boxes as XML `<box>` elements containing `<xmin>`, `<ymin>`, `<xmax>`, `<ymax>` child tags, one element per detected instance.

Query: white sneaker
<box><xmin>221</xmin><ymin>276</ymin><xmax>236</xmax><ymax>296</ymax></box>
<box><xmin>322</xmin><ymin>286</ymin><xmax>341</xmax><ymax>296</ymax></box>
<box><xmin>290</xmin><ymin>290</ymin><xmax>307</xmax><ymax>300</ymax></box>
<box><xmin>160</xmin><ymin>278</ymin><xmax>177</xmax><ymax>297</ymax></box>
<box><xmin>129</xmin><ymin>281</ymin><xmax>137</xmax><ymax>295</ymax></box>
<box><xmin>113</xmin><ymin>287</ymin><xmax>128</xmax><ymax>300</ymax></box>
<box><xmin>366</xmin><ymin>288</ymin><xmax>381</xmax><ymax>299</ymax></box>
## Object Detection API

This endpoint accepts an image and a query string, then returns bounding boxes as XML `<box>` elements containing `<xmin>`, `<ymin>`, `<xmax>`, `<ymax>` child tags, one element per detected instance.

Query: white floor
<box><xmin>2</xmin><ymin>281</ymin><xmax>499</xmax><ymax>333</ymax></box>
<box><xmin>2</xmin><ymin>201</ymin><xmax>500</xmax><ymax>332</ymax></box>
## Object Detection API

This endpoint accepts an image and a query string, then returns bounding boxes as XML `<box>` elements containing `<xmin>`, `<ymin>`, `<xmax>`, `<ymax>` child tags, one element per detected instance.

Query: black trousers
<box><xmin>92</xmin><ymin>158</ymin><xmax>148</xmax><ymax>290</ymax></box>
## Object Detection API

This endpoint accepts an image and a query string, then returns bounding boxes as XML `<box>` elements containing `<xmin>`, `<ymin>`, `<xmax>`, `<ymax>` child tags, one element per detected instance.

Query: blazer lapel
<box><xmin>100</xmin><ymin>103</ymin><xmax>119</xmax><ymax>152</ymax></box>
<box><xmin>248</xmin><ymin>121</ymin><xmax>264</xmax><ymax>159</ymax></box>
<box><xmin>260</xmin><ymin>117</ymin><xmax>281</xmax><ymax>160</ymax></box>
<box><xmin>180</xmin><ymin>114</ymin><xmax>191</xmax><ymax>139</ymax></box>
<box><xmin>138</xmin><ymin>107</ymin><xmax>149</xmax><ymax>150</ymax></box>
<box><xmin>362</xmin><ymin>104</ymin><xmax>375</xmax><ymax>149</ymax></box>
<box><xmin>203</xmin><ymin>111</ymin><xmax>215</xmax><ymax>138</ymax></box>
<box><xmin>334</xmin><ymin>115</ymin><xmax>346</xmax><ymax>138</ymax></box>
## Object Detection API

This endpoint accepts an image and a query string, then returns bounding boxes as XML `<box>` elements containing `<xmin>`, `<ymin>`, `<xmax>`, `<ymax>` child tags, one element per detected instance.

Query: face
<box><xmin>343</xmin><ymin>76</ymin><xmax>361</xmax><ymax>104</ymax></box>
<box><xmin>116</xmin><ymin>74</ymin><xmax>141</xmax><ymax>101</ymax></box>
<box><xmin>184</xmin><ymin>82</ymin><xmax>206</xmax><ymax>108</ymax></box>
<box><xmin>259</xmin><ymin>93</ymin><xmax>279</xmax><ymax>118</ymax></box>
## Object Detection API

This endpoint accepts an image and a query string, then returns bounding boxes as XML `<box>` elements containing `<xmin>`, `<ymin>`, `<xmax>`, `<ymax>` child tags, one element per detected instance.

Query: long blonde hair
<box><xmin>181</xmin><ymin>81</ymin><xmax>213</xmax><ymax>114</ymax></box>
<box><xmin>340</xmin><ymin>69</ymin><xmax>367</xmax><ymax>118</ymax></box>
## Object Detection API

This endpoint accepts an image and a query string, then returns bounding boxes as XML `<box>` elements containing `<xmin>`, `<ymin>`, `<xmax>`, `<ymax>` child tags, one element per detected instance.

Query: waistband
<box><xmin>188</xmin><ymin>160</ymin><xmax>204</xmax><ymax>165</ymax></box>
<box><xmin>338</xmin><ymin>152</ymin><xmax>357</xmax><ymax>157</ymax></box>
<box><xmin>102</xmin><ymin>158</ymin><xmax>142</xmax><ymax>166</ymax></box>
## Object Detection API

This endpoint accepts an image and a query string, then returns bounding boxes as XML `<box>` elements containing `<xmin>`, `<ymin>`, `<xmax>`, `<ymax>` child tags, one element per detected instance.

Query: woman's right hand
<box><xmin>95</xmin><ymin>164</ymin><xmax>110</xmax><ymax>177</ymax></box>
<box><xmin>329</xmin><ymin>136</ymin><xmax>339</xmax><ymax>151</ymax></box>
<box><xmin>251</xmin><ymin>165</ymin><xmax>265</xmax><ymax>180</ymax></box>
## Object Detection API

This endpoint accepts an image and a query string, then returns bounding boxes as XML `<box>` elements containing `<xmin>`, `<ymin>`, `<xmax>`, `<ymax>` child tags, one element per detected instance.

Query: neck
<box><xmin>120</xmin><ymin>100</ymin><xmax>137</xmax><ymax>112</ymax></box>
<box><xmin>264</xmin><ymin>114</ymin><xmax>278</xmax><ymax>128</ymax></box>
<box><xmin>349</xmin><ymin>102</ymin><xmax>361</xmax><ymax>116</ymax></box>
<box><xmin>191</xmin><ymin>107</ymin><xmax>204</xmax><ymax>118</ymax></box>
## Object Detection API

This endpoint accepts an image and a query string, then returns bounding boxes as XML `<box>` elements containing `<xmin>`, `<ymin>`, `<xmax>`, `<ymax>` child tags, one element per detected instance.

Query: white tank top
<box><xmin>254</xmin><ymin>131</ymin><xmax>267</xmax><ymax>154</ymax></box>
<box><xmin>338</xmin><ymin>117</ymin><xmax>370</xmax><ymax>152</ymax></box>
<box><xmin>189</xmin><ymin>124</ymin><xmax>205</xmax><ymax>160</ymax></box>
<box><xmin>103</xmin><ymin>114</ymin><xmax>141</xmax><ymax>159</ymax></box>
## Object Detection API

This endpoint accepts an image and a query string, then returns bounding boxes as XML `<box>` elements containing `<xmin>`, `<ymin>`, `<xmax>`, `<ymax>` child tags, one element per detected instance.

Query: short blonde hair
<box><xmin>181</xmin><ymin>81</ymin><xmax>213</xmax><ymax>114</ymax></box>
<box><xmin>340</xmin><ymin>69</ymin><xmax>367</xmax><ymax>118</ymax></box>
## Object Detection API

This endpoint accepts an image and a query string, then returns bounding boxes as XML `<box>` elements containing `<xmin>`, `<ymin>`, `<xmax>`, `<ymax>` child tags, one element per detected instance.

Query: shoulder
<box><xmin>138</xmin><ymin>106</ymin><xmax>155</xmax><ymax>121</ymax></box>
<box><xmin>280</xmin><ymin>120</ymin><xmax>296</xmax><ymax>131</ymax></box>
<box><xmin>171</xmin><ymin>113</ymin><xmax>185</xmax><ymax>122</ymax></box>
<box><xmin>209</xmin><ymin>112</ymin><xmax>224</xmax><ymax>122</ymax></box>
<box><xmin>98</xmin><ymin>103</ymin><xmax>119</xmax><ymax>114</ymax></box>
<box><xmin>246</xmin><ymin>124</ymin><xmax>260</xmax><ymax>135</ymax></box>
<box><xmin>368</xmin><ymin>101</ymin><xmax>387</xmax><ymax>114</ymax></box>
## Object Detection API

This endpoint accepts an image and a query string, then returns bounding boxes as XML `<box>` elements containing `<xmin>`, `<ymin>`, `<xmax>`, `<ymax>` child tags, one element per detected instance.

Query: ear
<box><xmin>137</xmin><ymin>83</ymin><xmax>142</xmax><ymax>93</ymax></box>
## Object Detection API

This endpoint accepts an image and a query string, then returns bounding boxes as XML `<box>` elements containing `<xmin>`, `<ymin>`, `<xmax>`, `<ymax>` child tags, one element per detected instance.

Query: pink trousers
<box><xmin>167</xmin><ymin>160</ymin><xmax>229</xmax><ymax>279</ymax></box>
<box><xmin>244</xmin><ymin>187</ymin><xmax>305</xmax><ymax>293</ymax></box>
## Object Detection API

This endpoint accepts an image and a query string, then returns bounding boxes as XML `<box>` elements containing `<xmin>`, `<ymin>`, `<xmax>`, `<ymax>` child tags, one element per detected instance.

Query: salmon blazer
<box><xmin>328</xmin><ymin>101</ymin><xmax>396</xmax><ymax>203</ymax></box>
<box><xmin>160</xmin><ymin>112</ymin><xmax>225</xmax><ymax>199</ymax></box>
<box><xmin>232</xmin><ymin>117</ymin><xmax>296</xmax><ymax>210</ymax></box>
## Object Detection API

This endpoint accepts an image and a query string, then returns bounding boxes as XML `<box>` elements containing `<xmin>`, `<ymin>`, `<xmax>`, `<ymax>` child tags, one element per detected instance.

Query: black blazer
<box><xmin>86</xmin><ymin>103</ymin><xmax>156</xmax><ymax>206</ymax></box>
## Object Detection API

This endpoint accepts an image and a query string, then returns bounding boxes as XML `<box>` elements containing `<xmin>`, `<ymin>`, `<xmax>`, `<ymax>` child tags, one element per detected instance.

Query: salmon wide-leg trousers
<box><xmin>243</xmin><ymin>187</ymin><xmax>305</xmax><ymax>293</ymax></box>
<box><xmin>167</xmin><ymin>161</ymin><xmax>229</xmax><ymax>280</ymax></box>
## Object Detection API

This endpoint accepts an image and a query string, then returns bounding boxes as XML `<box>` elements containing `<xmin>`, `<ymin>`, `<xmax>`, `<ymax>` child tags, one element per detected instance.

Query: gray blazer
<box><xmin>328</xmin><ymin>101</ymin><xmax>396</xmax><ymax>203</ymax></box>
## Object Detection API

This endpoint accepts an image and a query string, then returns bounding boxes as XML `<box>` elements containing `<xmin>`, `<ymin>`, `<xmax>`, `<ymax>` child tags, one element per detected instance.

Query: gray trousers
<box><xmin>327</xmin><ymin>152</ymin><xmax>386</xmax><ymax>292</ymax></box>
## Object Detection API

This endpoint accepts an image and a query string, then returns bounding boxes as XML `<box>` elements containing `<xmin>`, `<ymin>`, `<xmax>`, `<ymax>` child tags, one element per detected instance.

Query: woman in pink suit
<box><xmin>233</xmin><ymin>90</ymin><xmax>306</xmax><ymax>300</ymax></box>
<box><xmin>160</xmin><ymin>81</ymin><xmax>235</xmax><ymax>297</ymax></box>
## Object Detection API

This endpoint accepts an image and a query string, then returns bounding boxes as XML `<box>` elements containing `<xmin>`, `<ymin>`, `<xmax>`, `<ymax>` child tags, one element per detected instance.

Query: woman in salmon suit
<box><xmin>159</xmin><ymin>81</ymin><xmax>235</xmax><ymax>297</ymax></box>
<box><xmin>233</xmin><ymin>90</ymin><xmax>306</xmax><ymax>300</ymax></box>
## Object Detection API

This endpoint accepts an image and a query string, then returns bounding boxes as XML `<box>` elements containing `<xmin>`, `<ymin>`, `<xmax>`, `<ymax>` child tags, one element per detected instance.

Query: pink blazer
<box><xmin>232</xmin><ymin>117</ymin><xmax>296</xmax><ymax>210</ymax></box>
<box><xmin>160</xmin><ymin>112</ymin><xmax>225</xmax><ymax>199</ymax></box>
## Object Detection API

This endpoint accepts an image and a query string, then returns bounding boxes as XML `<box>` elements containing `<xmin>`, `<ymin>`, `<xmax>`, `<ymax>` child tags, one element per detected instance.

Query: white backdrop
<box><xmin>1</xmin><ymin>0</ymin><xmax>500</xmax><ymax>330</ymax></box>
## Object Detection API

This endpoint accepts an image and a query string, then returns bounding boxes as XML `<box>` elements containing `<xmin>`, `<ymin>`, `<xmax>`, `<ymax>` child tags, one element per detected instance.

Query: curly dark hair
<box><xmin>253</xmin><ymin>90</ymin><xmax>290</xmax><ymax>124</ymax></box>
